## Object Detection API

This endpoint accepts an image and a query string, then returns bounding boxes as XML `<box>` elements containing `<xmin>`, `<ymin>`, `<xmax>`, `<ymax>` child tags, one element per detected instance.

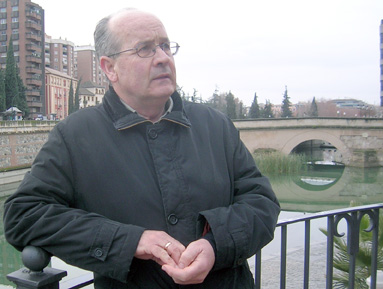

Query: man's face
<box><xmin>107</xmin><ymin>11</ymin><xmax>177</xmax><ymax>106</ymax></box>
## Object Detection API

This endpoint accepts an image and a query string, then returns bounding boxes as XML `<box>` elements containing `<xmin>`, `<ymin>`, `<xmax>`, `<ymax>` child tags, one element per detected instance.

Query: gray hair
<box><xmin>94</xmin><ymin>8</ymin><xmax>137</xmax><ymax>60</ymax></box>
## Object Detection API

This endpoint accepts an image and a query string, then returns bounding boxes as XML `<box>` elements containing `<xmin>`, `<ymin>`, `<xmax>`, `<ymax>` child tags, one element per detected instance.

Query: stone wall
<box><xmin>0</xmin><ymin>133</ymin><xmax>49</xmax><ymax>169</ymax></box>
<box><xmin>0</xmin><ymin>121</ymin><xmax>55</xmax><ymax>170</ymax></box>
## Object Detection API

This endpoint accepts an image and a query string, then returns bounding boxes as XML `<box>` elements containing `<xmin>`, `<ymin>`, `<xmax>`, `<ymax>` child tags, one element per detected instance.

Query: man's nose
<box><xmin>153</xmin><ymin>46</ymin><xmax>171</xmax><ymax>64</ymax></box>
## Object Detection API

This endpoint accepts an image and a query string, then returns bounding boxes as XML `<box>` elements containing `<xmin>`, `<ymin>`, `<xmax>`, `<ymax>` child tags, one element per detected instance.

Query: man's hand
<box><xmin>134</xmin><ymin>230</ymin><xmax>185</xmax><ymax>267</ymax></box>
<box><xmin>161</xmin><ymin>238</ymin><xmax>215</xmax><ymax>285</ymax></box>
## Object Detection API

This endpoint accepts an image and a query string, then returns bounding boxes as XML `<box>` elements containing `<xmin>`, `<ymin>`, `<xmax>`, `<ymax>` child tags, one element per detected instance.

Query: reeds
<box><xmin>253</xmin><ymin>149</ymin><xmax>307</xmax><ymax>175</ymax></box>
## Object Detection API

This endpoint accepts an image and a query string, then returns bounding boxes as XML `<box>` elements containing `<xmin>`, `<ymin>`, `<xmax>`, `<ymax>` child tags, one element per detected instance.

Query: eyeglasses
<box><xmin>108</xmin><ymin>42</ymin><xmax>180</xmax><ymax>58</ymax></box>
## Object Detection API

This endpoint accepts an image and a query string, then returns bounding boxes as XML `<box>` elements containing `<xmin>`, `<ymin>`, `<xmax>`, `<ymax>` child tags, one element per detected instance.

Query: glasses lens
<box><xmin>137</xmin><ymin>43</ymin><xmax>156</xmax><ymax>58</ymax></box>
<box><xmin>136</xmin><ymin>42</ymin><xmax>179</xmax><ymax>58</ymax></box>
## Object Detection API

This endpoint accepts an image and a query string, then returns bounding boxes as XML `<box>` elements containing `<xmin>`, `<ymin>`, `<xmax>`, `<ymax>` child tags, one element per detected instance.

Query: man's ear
<box><xmin>100</xmin><ymin>56</ymin><xmax>118</xmax><ymax>82</ymax></box>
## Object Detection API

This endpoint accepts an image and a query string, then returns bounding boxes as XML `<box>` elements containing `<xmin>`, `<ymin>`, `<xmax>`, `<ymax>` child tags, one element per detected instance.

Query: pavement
<box><xmin>248</xmin><ymin>241</ymin><xmax>328</xmax><ymax>288</ymax></box>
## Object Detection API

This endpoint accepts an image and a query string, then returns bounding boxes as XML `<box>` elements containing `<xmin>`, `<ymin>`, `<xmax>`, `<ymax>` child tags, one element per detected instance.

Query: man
<box><xmin>3</xmin><ymin>8</ymin><xmax>280</xmax><ymax>288</ymax></box>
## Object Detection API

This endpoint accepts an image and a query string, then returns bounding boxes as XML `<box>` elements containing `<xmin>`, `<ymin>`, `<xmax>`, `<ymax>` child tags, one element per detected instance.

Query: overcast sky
<box><xmin>34</xmin><ymin>0</ymin><xmax>383</xmax><ymax>106</ymax></box>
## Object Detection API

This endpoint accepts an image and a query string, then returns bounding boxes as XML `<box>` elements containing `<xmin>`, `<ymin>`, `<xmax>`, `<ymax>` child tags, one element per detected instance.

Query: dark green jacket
<box><xmin>4</xmin><ymin>87</ymin><xmax>280</xmax><ymax>288</ymax></box>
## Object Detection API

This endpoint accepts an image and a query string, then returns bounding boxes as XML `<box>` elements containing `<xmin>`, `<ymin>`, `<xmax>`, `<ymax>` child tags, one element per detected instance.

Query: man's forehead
<box><xmin>110</xmin><ymin>10</ymin><xmax>164</xmax><ymax>31</ymax></box>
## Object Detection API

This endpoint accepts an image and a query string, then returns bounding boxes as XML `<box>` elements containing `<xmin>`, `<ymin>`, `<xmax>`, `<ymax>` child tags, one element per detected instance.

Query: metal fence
<box><xmin>7</xmin><ymin>203</ymin><xmax>383</xmax><ymax>289</ymax></box>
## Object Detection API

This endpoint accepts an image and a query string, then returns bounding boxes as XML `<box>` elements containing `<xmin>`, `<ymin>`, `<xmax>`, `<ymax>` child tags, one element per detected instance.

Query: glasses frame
<box><xmin>107</xmin><ymin>42</ymin><xmax>180</xmax><ymax>58</ymax></box>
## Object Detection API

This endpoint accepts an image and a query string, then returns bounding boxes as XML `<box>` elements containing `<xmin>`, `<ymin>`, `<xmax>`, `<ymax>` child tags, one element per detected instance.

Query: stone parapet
<box><xmin>0</xmin><ymin>121</ymin><xmax>56</xmax><ymax>170</ymax></box>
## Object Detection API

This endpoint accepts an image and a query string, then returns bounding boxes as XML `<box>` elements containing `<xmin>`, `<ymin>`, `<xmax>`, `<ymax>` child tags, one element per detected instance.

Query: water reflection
<box><xmin>269</xmin><ymin>166</ymin><xmax>383</xmax><ymax>212</ymax></box>
<box><xmin>294</xmin><ymin>162</ymin><xmax>345</xmax><ymax>191</ymax></box>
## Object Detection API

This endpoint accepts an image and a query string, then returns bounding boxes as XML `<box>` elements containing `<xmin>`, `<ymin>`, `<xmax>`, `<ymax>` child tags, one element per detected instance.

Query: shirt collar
<box><xmin>120</xmin><ymin>97</ymin><xmax>174</xmax><ymax>122</ymax></box>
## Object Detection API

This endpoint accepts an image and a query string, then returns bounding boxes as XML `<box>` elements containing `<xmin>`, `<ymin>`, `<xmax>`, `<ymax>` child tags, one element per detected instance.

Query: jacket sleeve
<box><xmin>198</xmin><ymin>124</ymin><xmax>280</xmax><ymax>271</ymax></box>
<box><xmin>3</xmin><ymin>125</ymin><xmax>145</xmax><ymax>283</ymax></box>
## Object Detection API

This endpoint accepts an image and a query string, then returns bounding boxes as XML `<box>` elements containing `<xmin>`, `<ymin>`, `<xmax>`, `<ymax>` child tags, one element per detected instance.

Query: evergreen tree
<box><xmin>17</xmin><ymin>76</ymin><xmax>29</xmax><ymax>117</ymax></box>
<box><xmin>226</xmin><ymin>91</ymin><xmax>237</xmax><ymax>119</ymax></box>
<box><xmin>237</xmin><ymin>101</ymin><xmax>246</xmax><ymax>119</ymax></box>
<box><xmin>206</xmin><ymin>87</ymin><xmax>226</xmax><ymax>114</ymax></box>
<box><xmin>261</xmin><ymin>100</ymin><xmax>274</xmax><ymax>118</ymax></box>
<box><xmin>281</xmin><ymin>86</ymin><xmax>292</xmax><ymax>118</ymax></box>
<box><xmin>176</xmin><ymin>85</ymin><xmax>187</xmax><ymax>101</ymax></box>
<box><xmin>68</xmin><ymin>80</ymin><xmax>74</xmax><ymax>114</ymax></box>
<box><xmin>309</xmin><ymin>96</ymin><xmax>318</xmax><ymax>117</ymax></box>
<box><xmin>249</xmin><ymin>92</ymin><xmax>260</xmax><ymax>118</ymax></box>
<box><xmin>5</xmin><ymin>36</ymin><xmax>19</xmax><ymax>110</ymax></box>
<box><xmin>0</xmin><ymin>69</ymin><xmax>5</xmax><ymax>111</ymax></box>
<box><xmin>74</xmin><ymin>78</ymin><xmax>81</xmax><ymax>111</ymax></box>
<box><xmin>191</xmin><ymin>88</ymin><xmax>197</xmax><ymax>103</ymax></box>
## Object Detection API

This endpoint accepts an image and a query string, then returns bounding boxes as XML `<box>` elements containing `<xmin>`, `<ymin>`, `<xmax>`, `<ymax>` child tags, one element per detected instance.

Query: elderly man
<box><xmin>4</xmin><ymin>8</ymin><xmax>280</xmax><ymax>289</ymax></box>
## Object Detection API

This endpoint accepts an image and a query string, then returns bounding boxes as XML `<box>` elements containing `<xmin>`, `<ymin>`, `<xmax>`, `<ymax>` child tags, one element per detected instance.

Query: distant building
<box><xmin>78</xmin><ymin>81</ymin><xmax>105</xmax><ymax>108</ymax></box>
<box><xmin>74</xmin><ymin>45</ymin><xmax>108</xmax><ymax>89</ymax></box>
<box><xmin>45</xmin><ymin>34</ymin><xmax>75</xmax><ymax>77</ymax></box>
<box><xmin>332</xmin><ymin>98</ymin><xmax>367</xmax><ymax>109</ymax></box>
<box><xmin>45</xmin><ymin>67</ymin><xmax>77</xmax><ymax>120</ymax></box>
<box><xmin>0</xmin><ymin>0</ymin><xmax>45</xmax><ymax>119</ymax></box>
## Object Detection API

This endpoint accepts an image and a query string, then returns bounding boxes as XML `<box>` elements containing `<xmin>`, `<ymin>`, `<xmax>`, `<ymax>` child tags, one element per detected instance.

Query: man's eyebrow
<box><xmin>134</xmin><ymin>38</ymin><xmax>170</xmax><ymax>48</ymax></box>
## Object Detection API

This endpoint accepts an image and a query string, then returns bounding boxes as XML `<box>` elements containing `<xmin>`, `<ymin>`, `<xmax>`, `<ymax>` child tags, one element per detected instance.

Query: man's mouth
<box><xmin>153</xmin><ymin>73</ymin><xmax>171</xmax><ymax>81</ymax></box>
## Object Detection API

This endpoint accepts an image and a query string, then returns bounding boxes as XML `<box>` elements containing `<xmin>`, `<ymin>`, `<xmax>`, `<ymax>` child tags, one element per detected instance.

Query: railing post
<box><xmin>6</xmin><ymin>246</ymin><xmax>67</xmax><ymax>289</ymax></box>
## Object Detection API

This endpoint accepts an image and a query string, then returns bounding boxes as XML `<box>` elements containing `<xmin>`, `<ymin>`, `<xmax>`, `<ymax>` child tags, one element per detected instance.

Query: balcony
<box><xmin>26</xmin><ymin>32</ymin><xmax>41</xmax><ymax>42</ymax></box>
<box><xmin>26</xmin><ymin>10</ymin><xmax>41</xmax><ymax>20</ymax></box>
<box><xmin>26</xmin><ymin>66</ymin><xmax>42</xmax><ymax>74</ymax></box>
<box><xmin>26</xmin><ymin>78</ymin><xmax>42</xmax><ymax>86</ymax></box>
<box><xmin>26</xmin><ymin>101</ymin><xmax>42</xmax><ymax>108</ymax></box>
<box><xmin>26</xmin><ymin>43</ymin><xmax>42</xmax><ymax>53</ymax></box>
<box><xmin>25</xmin><ymin>21</ymin><xmax>41</xmax><ymax>31</ymax></box>
<box><xmin>26</xmin><ymin>55</ymin><xmax>42</xmax><ymax>64</ymax></box>
<box><xmin>6</xmin><ymin>203</ymin><xmax>383</xmax><ymax>289</ymax></box>
<box><xmin>26</xmin><ymin>89</ymin><xmax>41</xmax><ymax>97</ymax></box>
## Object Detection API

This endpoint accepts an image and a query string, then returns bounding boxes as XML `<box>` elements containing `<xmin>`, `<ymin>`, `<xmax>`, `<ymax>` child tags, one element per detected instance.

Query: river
<box><xmin>0</xmin><ymin>166</ymin><xmax>382</xmax><ymax>288</ymax></box>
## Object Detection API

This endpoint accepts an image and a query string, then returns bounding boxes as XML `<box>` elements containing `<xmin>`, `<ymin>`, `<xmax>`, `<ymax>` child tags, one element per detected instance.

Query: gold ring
<box><xmin>164</xmin><ymin>242</ymin><xmax>172</xmax><ymax>249</ymax></box>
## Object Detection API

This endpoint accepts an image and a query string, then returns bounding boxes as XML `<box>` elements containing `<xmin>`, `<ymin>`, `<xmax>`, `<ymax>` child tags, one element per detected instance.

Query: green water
<box><xmin>0</xmin><ymin>166</ymin><xmax>382</xmax><ymax>287</ymax></box>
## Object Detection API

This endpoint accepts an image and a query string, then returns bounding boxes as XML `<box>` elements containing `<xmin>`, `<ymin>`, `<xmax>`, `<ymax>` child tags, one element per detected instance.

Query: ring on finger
<box><xmin>164</xmin><ymin>242</ymin><xmax>172</xmax><ymax>249</ymax></box>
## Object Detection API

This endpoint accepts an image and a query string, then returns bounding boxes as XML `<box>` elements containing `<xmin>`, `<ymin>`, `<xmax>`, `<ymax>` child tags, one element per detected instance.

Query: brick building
<box><xmin>0</xmin><ymin>0</ymin><xmax>44</xmax><ymax>119</ymax></box>
<box><xmin>45</xmin><ymin>67</ymin><xmax>77</xmax><ymax>120</ymax></box>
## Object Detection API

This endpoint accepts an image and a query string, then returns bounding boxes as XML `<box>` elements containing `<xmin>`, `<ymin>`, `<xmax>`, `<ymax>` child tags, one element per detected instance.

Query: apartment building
<box><xmin>45</xmin><ymin>67</ymin><xmax>77</xmax><ymax>120</ymax></box>
<box><xmin>0</xmin><ymin>0</ymin><xmax>44</xmax><ymax>119</ymax></box>
<box><xmin>45</xmin><ymin>34</ymin><xmax>75</xmax><ymax>78</ymax></box>
<box><xmin>74</xmin><ymin>45</ymin><xmax>108</xmax><ymax>89</ymax></box>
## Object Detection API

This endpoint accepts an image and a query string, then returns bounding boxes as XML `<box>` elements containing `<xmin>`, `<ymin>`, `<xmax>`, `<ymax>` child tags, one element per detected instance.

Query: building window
<box><xmin>0</xmin><ymin>19</ymin><xmax>5</xmax><ymax>24</ymax></box>
<box><xmin>11</xmin><ymin>6</ymin><xmax>18</xmax><ymax>11</ymax></box>
<box><xmin>11</xmin><ymin>17</ymin><xmax>18</xmax><ymax>22</ymax></box>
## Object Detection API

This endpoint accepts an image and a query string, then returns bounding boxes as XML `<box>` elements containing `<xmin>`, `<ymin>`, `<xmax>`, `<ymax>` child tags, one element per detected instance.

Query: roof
<box><xmin>81</xmin><ymin>81</ymin><xmax>105</xmax><ymax>89</ymax></box>
<box><xmin>79</xmin><ymin>87</ymin><xmax>94</xmax><ymax>96</ymax></box>
<box><xmin>6</xmin><ymin>106</ymin><xmax>22</xmax><ymax>113</ymax></box>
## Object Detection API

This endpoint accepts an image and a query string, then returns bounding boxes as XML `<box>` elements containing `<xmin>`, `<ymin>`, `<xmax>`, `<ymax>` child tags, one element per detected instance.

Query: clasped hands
<box><xmin>134</xmin><ymin>230</ymin><xmax>215</xmax><ymax>285</ymax></box>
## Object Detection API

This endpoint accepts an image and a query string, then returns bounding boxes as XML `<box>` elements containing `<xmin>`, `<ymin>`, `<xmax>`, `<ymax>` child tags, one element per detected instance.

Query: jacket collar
<box><xmin>103</xmin><ymin>86</ymin><xmax>191</xmax><ymax>130</ymax></box>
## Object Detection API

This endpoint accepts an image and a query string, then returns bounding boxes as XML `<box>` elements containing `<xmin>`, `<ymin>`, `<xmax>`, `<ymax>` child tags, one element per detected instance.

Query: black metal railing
<box><xmin>7</xmin><ymin>203</ymin><xmax>383</xmax><ymax>289</ymax></box>
<box><xmin>255</xmin><ymin>203</ymin><xmax>383</xmax><ymax>289</ymax></box>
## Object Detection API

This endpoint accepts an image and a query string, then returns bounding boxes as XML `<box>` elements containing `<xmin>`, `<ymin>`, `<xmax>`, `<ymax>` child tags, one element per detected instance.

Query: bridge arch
<box><xmin>280</xmin><ymin>130</ymin><xmax>352</xmax><ymax>165</ymax></box>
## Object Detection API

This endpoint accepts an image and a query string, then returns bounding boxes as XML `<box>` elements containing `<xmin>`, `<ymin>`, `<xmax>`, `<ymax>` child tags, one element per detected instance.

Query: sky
<box><xmin>33</xmin><ymin>0</ymin><xmax>383</xmax><ymax>106</ymax></box>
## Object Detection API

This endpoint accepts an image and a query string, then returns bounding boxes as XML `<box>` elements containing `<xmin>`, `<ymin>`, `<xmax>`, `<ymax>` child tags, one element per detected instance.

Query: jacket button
<box><xmin>148</xmin><ymin>129</ymin><xmax>158</xmax><ymax>139</ymax></box>
<box><xmin>167</xmin><ymin>214</ymin><xmax>179</xmax><ymax>225</ymax></box>
<box><xmin>94</xmin><ymin>248</ymin><xmax>103</xmax><ymax>257</ymax></box>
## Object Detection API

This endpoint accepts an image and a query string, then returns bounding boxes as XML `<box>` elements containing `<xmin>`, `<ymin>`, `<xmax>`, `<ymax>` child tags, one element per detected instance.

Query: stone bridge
<box><xmin>233</xmin><ymin>117</ymin><xmax>383</xmax><ymax>167</ymax></box>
